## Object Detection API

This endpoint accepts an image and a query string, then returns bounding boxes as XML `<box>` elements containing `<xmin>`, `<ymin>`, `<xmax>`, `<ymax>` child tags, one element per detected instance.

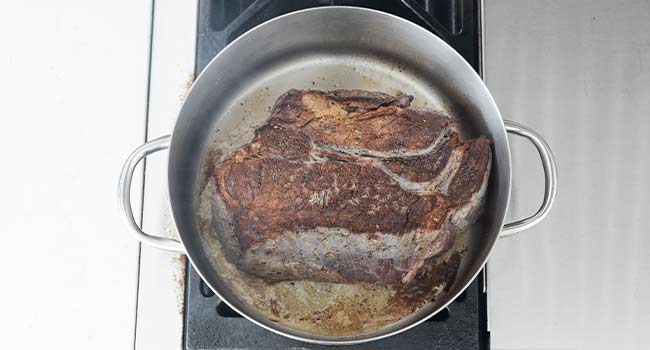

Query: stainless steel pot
<box><xmin>117</xmin><ymin>7</ymin><xmax>557</xmax><ymax>345</ymax></box>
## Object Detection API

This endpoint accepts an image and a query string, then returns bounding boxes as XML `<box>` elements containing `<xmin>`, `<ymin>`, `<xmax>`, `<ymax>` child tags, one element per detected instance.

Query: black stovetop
<box><xmin>185</xmin><ymin>1</ymin><xmax>488</xmax><ymax>349</ymax></box>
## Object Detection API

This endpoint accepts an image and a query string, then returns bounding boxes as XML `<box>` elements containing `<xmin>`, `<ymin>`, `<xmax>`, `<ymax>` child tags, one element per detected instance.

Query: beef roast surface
<box><xmin>213</xmin><ymin>89</ymin><xmax>491</xmax><ymax>284</ymax></box>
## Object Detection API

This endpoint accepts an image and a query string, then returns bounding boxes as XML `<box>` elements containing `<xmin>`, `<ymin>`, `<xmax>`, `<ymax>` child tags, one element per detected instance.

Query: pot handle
<box><xmin>117</xmin><ymin>135</ymin><xmax>185</xmax><ymax>253</ymax></box>
<box><xmin>500</xmin><ymin>120</ymin><xmax>558</xmax><ymax>238</ymax></box>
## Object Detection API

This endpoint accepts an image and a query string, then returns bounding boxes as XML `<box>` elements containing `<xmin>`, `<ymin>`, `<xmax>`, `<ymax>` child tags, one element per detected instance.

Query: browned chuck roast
<box><xmin>213</xmin><ymin>89</ymin><xmax>491</xmax><ymax>284</ymax></box>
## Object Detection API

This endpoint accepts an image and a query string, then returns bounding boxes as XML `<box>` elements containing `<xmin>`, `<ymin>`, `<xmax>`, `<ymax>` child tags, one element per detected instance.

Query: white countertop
<box><xmin>2</xmin><ymin>1</ymin><xmax>649</xmax><ymax>349</ymax></box>
<box><xmin>0</xmin><ymin>0</ymin><xmax>154</xmax><ymax>348</ymax></box>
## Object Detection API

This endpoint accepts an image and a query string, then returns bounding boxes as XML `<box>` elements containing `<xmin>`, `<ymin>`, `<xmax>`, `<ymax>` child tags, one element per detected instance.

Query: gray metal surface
<box><xmin>118</xmin><ymin>6</ymin><xmax>554</xmax><ymax>345</ymax></box>
<box><xmin>484</xmin><ymin>0</ymin><xmax>650</xmax><ymax>349</ymax></box>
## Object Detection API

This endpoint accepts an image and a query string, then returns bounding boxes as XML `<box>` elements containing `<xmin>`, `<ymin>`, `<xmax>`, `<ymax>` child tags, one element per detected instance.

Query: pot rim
<box><xmin>168</xmin><ymin>6</ymin><xmax>511</xmax><ymax>345</ymax></box>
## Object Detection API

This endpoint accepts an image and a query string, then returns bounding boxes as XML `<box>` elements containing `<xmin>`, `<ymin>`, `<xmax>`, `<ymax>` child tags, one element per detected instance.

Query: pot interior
<box><xmin>168</xmin><ymin>7</ymin><xmax>510</xmax><ymax>344</ymax></box>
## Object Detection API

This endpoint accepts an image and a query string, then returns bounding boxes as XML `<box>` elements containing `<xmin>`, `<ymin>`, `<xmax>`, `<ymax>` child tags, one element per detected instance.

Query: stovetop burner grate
<box><xmin>185</xmin><ymin>1</ymin><xmax>487</xmax><ymax>349</ymax></box>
